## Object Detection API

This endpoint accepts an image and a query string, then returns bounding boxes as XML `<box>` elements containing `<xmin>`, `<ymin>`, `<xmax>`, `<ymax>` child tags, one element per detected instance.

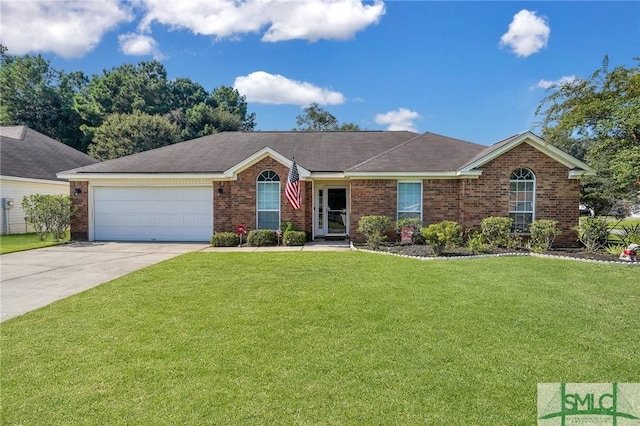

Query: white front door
<box><xmin>316</xmin><ymin>186</ymin><xmax>348</xmax><ymax>236</ymax></box>
<box><xmin>93</xmin><ymin>186</ymin><xmax>213</xmax><ymax>241</ymax></box>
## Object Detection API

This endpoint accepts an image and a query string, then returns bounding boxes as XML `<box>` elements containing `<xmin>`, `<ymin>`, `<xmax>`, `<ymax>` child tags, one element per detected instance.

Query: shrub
<box><xmin>421</xmin><ymin>220</ymin><xmax>462</xmax><ymax>254</ymax></box>
<box><xmin>574</xmin><ymin>216</ymin><xmax>609</xmax><ymax>252</ymax></box>
<box><xmin>281</xmin><ymin>221</ymin><xmax>296</xmax><ymax>232</ymax></box>
<box><xmin>466</xmin><ymin>231</ymin><xmax>489</xmax><ymax>254</ymax></box>
<box><xmin>605</xmin><ymin>243</ymin><xmax>626</xmax><ymax>256</ymax></box>
<box><xmin>211</xmin><ymin>232</ymin><xmax>240</xmax><ymax>247</ymax></box>
<box><xmin>527</xmin><ymin>219</ymin><xmax>562</xmax><ymax>252</ymax></box>
<box><xmin>357</xmin><ymin>215</ymin><xmax>391</xmax><ymax>249</ymax></box>
<box><xmin>395</xmin><ymin>217</ymin><xmax>423</xmax><ymax>234</ymax></box>
<box><xmin>283</xmin><ymin>230</ymin><xmax>306</xmax><ymax>246</ymax></box>
<box><xmin>619</xmin><ymin>223</ymin><xmax>640</xmax><ymax>246</ymax></box>
<box><xmin>480</xmin><ymin>216</ymin><xmax>513</xmax><ymax>248</ymax></box>
<box><xmin>21</xmin><ymin>194</ymin><xmax>75</xmax><ymax>241</ymax></box>
<box><xmin>247</xmin><ymin>229</ymin><xmax>277</xmax><ymax>246</ymax></box>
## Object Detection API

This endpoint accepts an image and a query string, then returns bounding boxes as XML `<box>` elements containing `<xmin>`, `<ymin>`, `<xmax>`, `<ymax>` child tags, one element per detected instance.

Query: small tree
<box><xmin>21</xmin><ymin>194</ymin><xmax>75</xmax><ymax>241</ymax></box>
<box><xmin>357</xmin><ymin>215</ymin><xmax>391</xmax><ymax>249</ymax></box>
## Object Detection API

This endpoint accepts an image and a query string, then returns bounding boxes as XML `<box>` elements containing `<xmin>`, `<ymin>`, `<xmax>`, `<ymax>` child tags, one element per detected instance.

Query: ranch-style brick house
<box><xmin>58</xmin><ymin>130</ymin><xmax>593</xmax><ymax>246</ymax></box>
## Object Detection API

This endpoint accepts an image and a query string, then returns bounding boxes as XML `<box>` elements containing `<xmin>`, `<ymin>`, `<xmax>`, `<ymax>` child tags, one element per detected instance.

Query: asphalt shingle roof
<box><xmin>62</xmin><ymin>130</ymin><xmax>495</xmax><ymax>175</ymax></box>
<box><xmin>1</xmin><ymin>126</ymin><xmax>99</xmax><ymax>181</ymax></box>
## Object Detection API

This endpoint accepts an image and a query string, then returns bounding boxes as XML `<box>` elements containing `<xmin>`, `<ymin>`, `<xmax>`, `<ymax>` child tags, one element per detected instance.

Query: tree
<box><xmin>208</xmin><ymin>85</ymin><xmax>256</xmax><ymax>131</ymax></box>
<box><xmin>88</xmin><ymin>111</ymin><xmax>180</xmax><ymax>161</ymax></box>
<box><xmin>73</xmin><ymin>60</ymin><xmax>172</xmax><ymax>138</ymax></box>
<box><xmin>21</xmin><ymin>194</ymin><xmax>75</xmax><ymax>241</ymax></box>
<box><xmin>295</xmin><ymin>103</ymin><xmax>339</xmax><ymax>131</ymax></box>
<box><xmin>294</xmin><ymin>103</ymin><xmax>362</xmax><ymax>131</ymax></box>
<box><xmin>0</xmin><ymin>45</ymin><xmax>87</xmax><ymax>150</ymax></box>
<box><xmin>535</xmin><ymin>56</ymin><xmax>640</xmax><ymax>214</ymax></box>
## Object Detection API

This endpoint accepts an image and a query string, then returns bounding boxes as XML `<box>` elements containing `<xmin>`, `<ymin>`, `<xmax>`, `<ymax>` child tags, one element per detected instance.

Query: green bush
<box><xmin>481</xmin><ymin>216</ymin><xmax>513</xmax><ymax>248</ymax></box>
<box><xmin>421</xmin><ymin>220</ymin><xmax>462</xmax><ymax>254</ymax></box>
<box><xmin>281</xmin><ymin>221</ymin><xmax>296</xmax><ymax>232</ymax></box>
<box><xmin>357</xmin><ymin>215</ymin><xmax>391</xmax><ymax>249</ymax></box>
<box><xmin>574</xmin><ymin>216</ymin><xmax>609</xmax><ymax>252</ymax></box>
<box><xmin>21</xmin><ymin>194</ymin><xmax>75</xmax><ymax>241</ymax></box>
<box><xmin>211</xmin><ymin>232</ymin><xmax>240</xmax><ymax>247</ymax></box>
<box><xmin>527</xmin><ymin>219</ymin><xmax>561</xmax><ymax>252</ymax></box>
<box><xmin>619</xmin><ymin>223</ymin><xmax>640</xmax><ymax>246</ymax></box>
<box><xmin>283</xmin><ymin>230</ymin><xmax>306</xmax><ymax>246</ymax></box>
<box><xmin>466</xmin><ymin>231</ymin><xmax>489</xmax><ymax>254</ymax></box>
<box><xmin>247</xmin><ymin>229</ymin><xmax>277</xmax><ymax>247</ymax></box>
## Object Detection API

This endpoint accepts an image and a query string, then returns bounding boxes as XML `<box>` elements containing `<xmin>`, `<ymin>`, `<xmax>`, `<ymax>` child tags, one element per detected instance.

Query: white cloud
<box><xmin>233</xmin><ymin>71</ymin><xmax>345</xmax><ymax>105</ymax></box>
<box><xmin>532</xmin><ymin>75</ymin><xmax>579</xmax><ymax>89</ymax></box>
<box><xmin>500</xmin><ymin>9</ymin><xmax>550</xmax><ymax>57</ymax></box>
<box><xmin>138</xmin><ymin>0</ymin><xmax>385</xmax><ymax>42</ymax></box>
<box><xmin>118</xmin><ymin>33</ymin><xmax>165</xmax><ymax>60</ymax></box>
<box><xmin>0</xmin><ymin>0</ymin><xmax>131</xmax><ymax>58</ymax></box>
<box><xmin>374</xmin><ymin>108</ymin><xmax>421</xmax><ymax>132</ymax></box>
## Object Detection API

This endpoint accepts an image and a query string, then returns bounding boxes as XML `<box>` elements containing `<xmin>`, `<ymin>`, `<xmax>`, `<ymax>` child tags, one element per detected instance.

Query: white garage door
<box><xmin>93</xmin><ymin>186</ymin><xmax>213</xmax><ymax>241</ymax></box>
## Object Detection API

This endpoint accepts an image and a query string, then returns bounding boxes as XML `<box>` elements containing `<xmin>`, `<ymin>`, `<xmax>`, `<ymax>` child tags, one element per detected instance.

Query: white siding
<box><xmin>0</xmin><ymin>177</ymin><xmax>69</xmax><ymax>234</ymax></box>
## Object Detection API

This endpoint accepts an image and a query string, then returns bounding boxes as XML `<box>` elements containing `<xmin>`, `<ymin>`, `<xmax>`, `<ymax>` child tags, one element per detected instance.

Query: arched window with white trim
<box><xmin>257</xmin><ymin>170</ymin><xmax>280</xmax><ymax>230</ymax></box>
<box><xmin>509</xmin><ymin>168</ymin><xmax>535</xmax><ymax>232</ymax></box>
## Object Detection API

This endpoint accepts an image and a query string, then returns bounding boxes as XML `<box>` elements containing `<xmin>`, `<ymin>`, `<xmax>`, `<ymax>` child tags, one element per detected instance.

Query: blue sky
<box><xmin>1</xmin><ymin>1</ymin><xmax>638</xmax><ymax>145</ymax></box>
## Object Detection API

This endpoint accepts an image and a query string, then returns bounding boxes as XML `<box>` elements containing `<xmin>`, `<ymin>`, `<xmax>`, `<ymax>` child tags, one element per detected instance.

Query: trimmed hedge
<box><xmin>283</xmin><ymin>230</ymin><xmax>306</xmax><ymax>246</ymax></box>
<box><xmin>211</xmin><ymin>232</ymin><xmax>240</xmax><ymax>247</ymax></box>
<box><xmin>247</xmin><ymin>229</ymin><xmax>277</xmax><ymax>246</ymax></box>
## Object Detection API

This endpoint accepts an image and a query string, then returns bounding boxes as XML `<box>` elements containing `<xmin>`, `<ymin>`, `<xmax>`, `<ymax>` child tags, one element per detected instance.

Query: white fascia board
<box><xmin>56</xmin><ymin>172</ymin><xmax>227</xmax><ymax>181</ymax></box>
<box><xmin>1</xmin><ymin>175</ymin><xmax>69</xmax><ymax>186</ymax></box>
<box><xmin>569</xmin><ymin>168</ymin><xmax>597</xmax><ymax>179</ymax></box>
<box><xmin>223</xmin><ymin>146</ymin><xmax>311</xmax><ymax>179</ymax></box>
<box><xmin>308</xmin><ymin>172</ymin><xmax>346</xmax><ymax>179</ymax></box>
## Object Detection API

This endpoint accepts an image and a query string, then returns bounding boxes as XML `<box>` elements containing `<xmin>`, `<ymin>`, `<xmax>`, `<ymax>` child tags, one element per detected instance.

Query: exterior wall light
<box><xmin>74</xmin><ymin>188</ymin><xmax>82</xmax><ymax>197</ymax></box>
<box><xmin>217</xmin><ymin>187</ymin><xmax>223</xmax><ymax>196</ymax></box>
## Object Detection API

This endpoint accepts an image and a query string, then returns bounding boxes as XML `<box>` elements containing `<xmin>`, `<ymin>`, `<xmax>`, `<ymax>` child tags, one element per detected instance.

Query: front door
<box><xmin>326</xmin><ymin>187</ymin><xmax>347</xmax><ymax>235</ymax></box>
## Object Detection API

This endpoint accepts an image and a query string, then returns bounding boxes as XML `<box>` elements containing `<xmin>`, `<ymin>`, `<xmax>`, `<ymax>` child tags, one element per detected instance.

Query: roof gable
<box><xmin>1</xmin><ymin>126</ymin><xmax>99</xmax><ymax>181</ymax></box>
<box><xmin>460</xmin><ymin>131</ymin><xmax>594</xmax><ymax>178</ymax></box>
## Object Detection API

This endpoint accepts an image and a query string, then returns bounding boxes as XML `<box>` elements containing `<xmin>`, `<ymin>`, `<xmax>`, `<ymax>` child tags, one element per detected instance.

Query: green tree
<box><xmin>0</xmin><ymin>45</ymin><xmax>87</xmax><ymax>150</ymax></box>
<box><xmin>295</xmin><ymin>103</ymin><xmax>339</xmax><ymax>131</ymax></box>
<box><xmin>74</xmin><ymin>61</ymin><xmax>172</xmax><ymax>137</ymax></box>
<box><xmin>209</xmin><ymin>85</ymin><xmax>256</xmax><ymax>131</ymax></box>
<box><xmin>535</xmin><ymin>56</ymin><xmax>640</xmax><ymax>214</ymax></box>
<box><xmin>294</xmin><ymin>103</ymin><xmax>362</xmax><ymax>131</ymax></box>
<box><xmin>21</xmin><ymin>194</ymin><xmax>75</xmax><ymax>241</ymax></box>
<box><xmin>88</xmin><ymin>111</ymin><xmax>180</xmax><ymax>161</ymax></box>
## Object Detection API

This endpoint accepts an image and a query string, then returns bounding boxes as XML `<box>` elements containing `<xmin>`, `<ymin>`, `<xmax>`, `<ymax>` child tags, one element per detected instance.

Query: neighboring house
<box><xmin>0</xmin><ymin>126</ymin><xmax>99</xmax><ymax>235</ymax></box>
<box><xmin>58</xmin><ymin>130</ymin><xmax>593</xmax><ymax>246</ymax></box>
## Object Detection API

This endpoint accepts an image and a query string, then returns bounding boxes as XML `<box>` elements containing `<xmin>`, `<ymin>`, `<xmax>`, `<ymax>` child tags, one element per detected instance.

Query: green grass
<box><xmin>0</xmin><ymin>232</ymin><xmax>69</xmax><ymax>254</ymax></box>
<box><xmin>2</xmin><ymin>252</ymin><xmax>638</xmax><ymax>425</ymax></box>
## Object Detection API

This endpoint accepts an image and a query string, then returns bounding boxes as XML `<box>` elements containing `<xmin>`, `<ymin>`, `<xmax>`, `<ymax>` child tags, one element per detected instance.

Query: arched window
<box><xmin>257</xmin><ymin>170</ymin><xmax>280</xmax><ymax>230</ymax></box>
<box><xmin>509</xmin><ymin>168</ymin><xmax>535</xmax><ymax>232</ymax></box>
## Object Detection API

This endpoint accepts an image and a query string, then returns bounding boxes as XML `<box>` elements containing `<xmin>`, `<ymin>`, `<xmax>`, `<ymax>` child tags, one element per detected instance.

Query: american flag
<box><xmin>285</xmin><ymin>161</ymin><xmax>301</xmax><ymax>210</ymax></box>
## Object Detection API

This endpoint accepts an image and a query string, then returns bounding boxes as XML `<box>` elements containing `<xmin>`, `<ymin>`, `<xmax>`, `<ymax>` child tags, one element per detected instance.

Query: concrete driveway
<box><xmin>0</xmin><ymin>242</ymin><xmax>209</xmax><ymax>322</ymax></box>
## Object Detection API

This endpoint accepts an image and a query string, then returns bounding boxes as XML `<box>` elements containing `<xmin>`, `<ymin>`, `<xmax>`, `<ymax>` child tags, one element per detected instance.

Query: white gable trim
<box><xmin>222</xmin><ymin>146</ymin><xmax>311</xmax><ymax>179</ymax></box>
<box><xmin>460</xmin><ymin>131</ymin><xmax>595</xmax><ymax>177</ymax></box>
<box><xmin>1</xmin><ymin>175</ymin><xmax>69</xmax><ymax>186</ymax></box>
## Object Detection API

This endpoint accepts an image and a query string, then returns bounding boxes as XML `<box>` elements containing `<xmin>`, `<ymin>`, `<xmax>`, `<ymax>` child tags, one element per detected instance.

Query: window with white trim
<box><xmin>509</xmin><ymin>168</ymin><xmax>535</xmax><ymax>232</ymax></box>
<box><xmin>257</xmin><ymin>170</ymin><xmax>280</xmax><ymax>230</ymax></box>
<box><xmin>397</xmin><ymin>182</ymin><xmax>422</xmax><ymax>220</ymax></box>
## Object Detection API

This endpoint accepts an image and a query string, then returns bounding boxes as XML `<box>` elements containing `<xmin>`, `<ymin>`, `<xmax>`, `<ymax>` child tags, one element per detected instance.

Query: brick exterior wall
<box><xmin>214</xmin><ymin>157</ymin><xmax>310</xmax><ymax>236</ymax></box>
<box><xmin>69</xmin><ymin>181</ymin><xmax>89</xmax><ymax>240</ymax></box>
<box><xmin>459</xmin><ymin>143</ymin><xmax>580</xmax><ymax>246</ymax></box>
<box><xmin>349</xmin><ymin>179</ymin><xmax>397</xmax><ymax>242</ymax></box>
<box><xmin>70</xmin><ymin>145</ymin><xmax>581</xmax><ymax>246</ymax></box>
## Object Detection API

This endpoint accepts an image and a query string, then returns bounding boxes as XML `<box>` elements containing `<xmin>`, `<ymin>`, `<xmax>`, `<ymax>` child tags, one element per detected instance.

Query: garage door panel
<box><xmin>93</xmin><ymin>187</ymin><xmax>213</xmax><ymax>241</ymax></box>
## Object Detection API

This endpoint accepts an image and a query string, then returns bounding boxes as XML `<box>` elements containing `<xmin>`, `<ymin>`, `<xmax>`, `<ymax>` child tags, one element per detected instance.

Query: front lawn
<box><xmin>1</xmin><ymin>252</ymin><xmax>638</xmax><ymax>424</ymax></box>
<box><xmin>0</xmin><ymin>232</ymin><xmax>69</xmax><ymax>254</ymax></box>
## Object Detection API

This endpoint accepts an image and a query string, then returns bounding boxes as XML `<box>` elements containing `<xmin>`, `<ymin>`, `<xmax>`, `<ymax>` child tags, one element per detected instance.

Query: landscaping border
<box><xmin>350</xmin><ymin>242</ymin><xmax>640</xmax><ymax>266</ymax></box>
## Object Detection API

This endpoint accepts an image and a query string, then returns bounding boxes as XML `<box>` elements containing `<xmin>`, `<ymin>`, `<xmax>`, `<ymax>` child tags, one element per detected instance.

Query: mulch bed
<box><xmin>358</xmin><ymin>243</ymin><xmax>636</xmax><ymax>264</ymax></box>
